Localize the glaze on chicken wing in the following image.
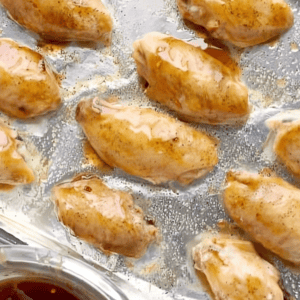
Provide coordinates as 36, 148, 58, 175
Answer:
0, 123, 34, 185
177, 0, 294, 47
133, 33, 249, 125
224, 171, 300, 264
193, 234, 283, 299
53, 175, 157, 258
0, 38, 61, 118
76, 98, 218, 185
0, 0, 113, 44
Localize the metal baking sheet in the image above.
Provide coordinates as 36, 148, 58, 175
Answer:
0, 0, 300, 299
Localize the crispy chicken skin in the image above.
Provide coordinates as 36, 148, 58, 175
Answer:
76, 98, 218, 185
192, 235, 283, 299
52, 175, 157, 258
0, 38, 61, 119
132, 33, 249, 125
224, 171, 300, 264
177, 0, 294, 48
0, 123, 34, 185
0, 0, 113, 45
267, 113, 300, 177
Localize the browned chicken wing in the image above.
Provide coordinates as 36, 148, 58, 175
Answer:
52, 175, 157, 258
193, 234, 283, 299
0, 38, 61, 118
267, 111, 300, 177
133, 32, 249, 125
0, 123, 34, 185
0, 0, 113, 44
76, 98, 218, 185
224, 171, 300, 264
177, 0, 294, 47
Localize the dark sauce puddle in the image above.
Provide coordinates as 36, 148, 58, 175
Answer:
0, 278, 81, 300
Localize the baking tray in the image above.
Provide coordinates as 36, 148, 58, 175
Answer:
0, 0, 300, 298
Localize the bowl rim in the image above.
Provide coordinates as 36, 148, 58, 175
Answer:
0, 245, 130, 300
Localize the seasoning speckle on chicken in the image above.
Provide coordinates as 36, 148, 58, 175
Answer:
177, 0, 294, 47
0, 38, 61, 119
133, 32, 249, 125
192, 234, 284, 299
0, 123, 34, 186
52, 175, 157, 258
0, 0, 113, 45
76, 98, 218, 185
224, 170, 300, 264
266, 111, 300, 177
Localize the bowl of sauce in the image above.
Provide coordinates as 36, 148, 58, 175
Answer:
0, 245, 132, 300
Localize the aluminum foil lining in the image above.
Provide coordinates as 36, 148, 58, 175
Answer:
0, 0, 300, 299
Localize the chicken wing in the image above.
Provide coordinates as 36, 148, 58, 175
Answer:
266, 111, 300, 177
0, 123, 34, 185
0, 38, 61, 118
193, 234, 283, 299
0, 0, 113, 45
52, 174, 157, 258
76, 98, 218, 185
177, 0, 294, 47
224, 171, 300, 264
133, 32, 249, 125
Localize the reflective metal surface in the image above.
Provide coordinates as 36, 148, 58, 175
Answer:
0, 0, 299, 299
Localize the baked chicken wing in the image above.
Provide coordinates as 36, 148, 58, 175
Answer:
52, 175, 157, 258
76, 98, 218, 185
224, 171, 300, 264
133, 32, 249, 125
193, 234, 283, 299
0, 123, 34, 185
177, 0, 294, 47
266, 111, 300, 177
0, 38, 61, 118
0, 0, 113, 44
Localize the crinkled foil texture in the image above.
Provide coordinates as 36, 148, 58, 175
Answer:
0, 0, 300, 299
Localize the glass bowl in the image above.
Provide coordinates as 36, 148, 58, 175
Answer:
0, 245, 136, 300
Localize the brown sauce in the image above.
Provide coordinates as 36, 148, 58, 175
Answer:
0, 278, 81, 300
37, 40, 70, 53
0, 184, 15, 192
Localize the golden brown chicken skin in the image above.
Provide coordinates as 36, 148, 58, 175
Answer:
177, 0, 294, 47
133, 33, 249, 125
0, 38, 61, 119
0, 0, 113, 45
52, 175, 157, 258
224, 171, 300, 264
193, 234, 283, 300
0, 123, 34, 185
267, 113, 300, 177
76, 98, 218, 185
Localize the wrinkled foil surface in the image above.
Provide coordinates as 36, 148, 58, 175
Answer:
0, 0, 300, 299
